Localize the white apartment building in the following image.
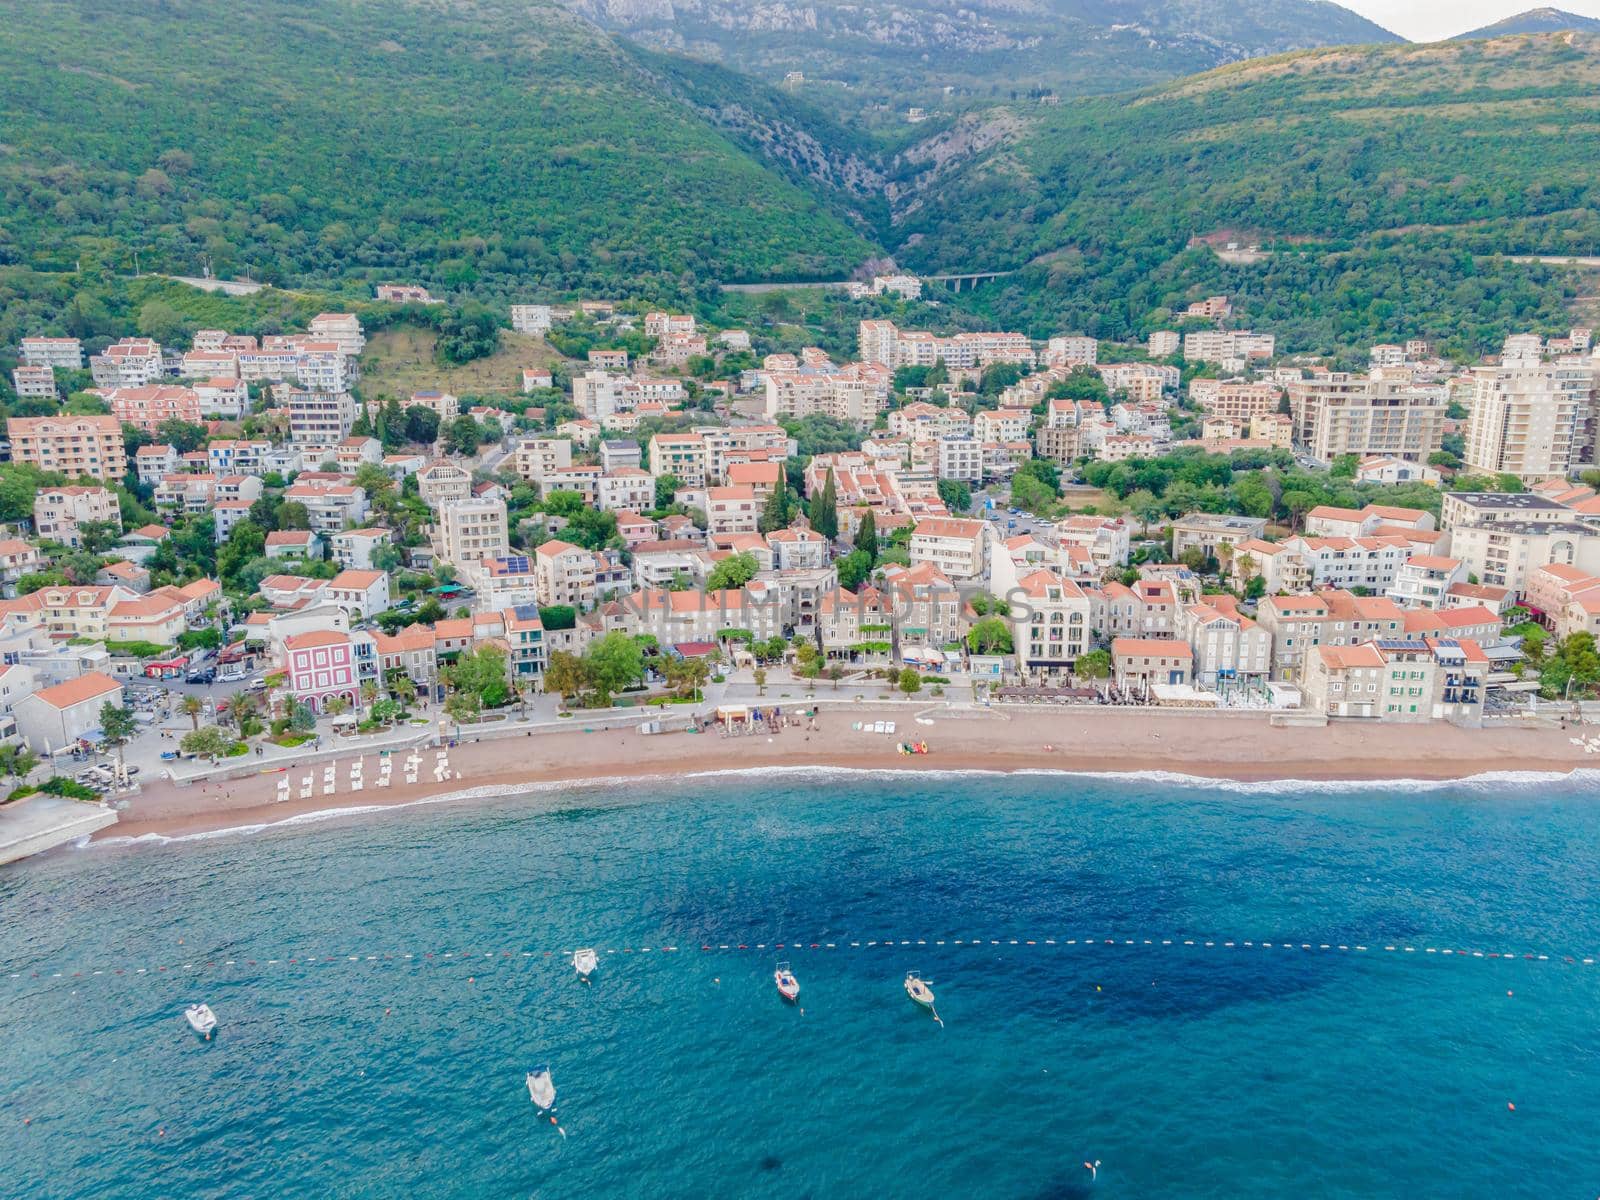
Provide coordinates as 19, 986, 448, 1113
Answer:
1463, 362, 1594, 480
432, 498, 509, 567
909, 517, 988, 581
20, 337, 83, 370
307, 313, 366, 357
510, 305, 553, 334
11, 365, 56, 401
514, 437, 574, 485
936, 436, 983, 482
89, 338, 163, 388
1182, 330, 1274, 364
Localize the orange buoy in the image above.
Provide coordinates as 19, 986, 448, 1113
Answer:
1508, 1102, 1516, 1112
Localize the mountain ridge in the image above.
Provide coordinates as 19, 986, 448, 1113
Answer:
1454, 7, 1600, 38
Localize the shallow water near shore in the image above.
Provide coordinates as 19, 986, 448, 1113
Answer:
4, 770, 1600, 1198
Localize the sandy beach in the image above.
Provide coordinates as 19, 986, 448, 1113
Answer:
96, 705, 1593, 844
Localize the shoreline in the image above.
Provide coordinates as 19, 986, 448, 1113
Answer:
91, 706, 1591, 847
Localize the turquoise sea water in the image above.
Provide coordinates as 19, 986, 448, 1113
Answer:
3, 768, 1600, 1198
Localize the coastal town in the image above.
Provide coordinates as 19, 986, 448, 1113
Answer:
1, 275, 1598, 857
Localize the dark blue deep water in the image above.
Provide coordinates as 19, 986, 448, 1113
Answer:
3, 768, 1600, 1198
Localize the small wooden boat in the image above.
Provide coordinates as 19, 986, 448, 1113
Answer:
904, 971, 935, 1009
184, 1003, 218, 1040
774, 961, 800, 1003
572, 948, 598, 982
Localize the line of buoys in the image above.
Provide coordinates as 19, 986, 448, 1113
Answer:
9, 935, 1598, 984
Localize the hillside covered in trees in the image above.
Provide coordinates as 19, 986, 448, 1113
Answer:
889, 33, 1600, 354
0, 0, 874, 297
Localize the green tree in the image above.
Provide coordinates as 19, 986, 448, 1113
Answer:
180, 726, 231, 759
706, 552, 759, 591
1076, 649, 1112, 679
99, 701, 139, 773
966, 616, 1014, 655
936, 479, 971, 514
758, 474, 796, 533
854, 508, 878, 564
897, 667, 923, 697
582, 632, 644, 705
836, 548, 873, 590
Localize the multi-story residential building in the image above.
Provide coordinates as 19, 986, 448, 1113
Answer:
20, 337, 84, 370
324, 569, 391, 619
1044, 336, 1097, 367
768, 527, 830, 571
909, 517, 988, 582
34, 486, 122, 547
1182, 330, 1274, 364
1008, 569, 1093, 677
535, 540, 598, 608
1303, 637, 1488, 725
1170, 513, 1268, 561
417, 460, 474, 508
1438, 490, 1576, 533
1056, 515, 1131, 573
1255, 590, 1408, 682
294, 342, 353, 392
1177, 595, 1272, 688
1448, 519, 1600, 596
282, 480, 368, 535
705, 486, 761, 539
327, 528, 390, 570
286, 388, 358, 450
599, 440, 642, 473
889, 403, 972, 441
1194, 381, 1282, 422
597, 468, 655, 513
1462, 362, 1595, 480
935, 436, 984, 482
99, 385, 203, 432
510, 304, 553, 334
1387, 555, 1468, 610
307, 313, 366, 357
206, 439, 273, 477
1287, 373, 1448, 462
1148, 331, 1179, 357
433, 497, 509, 567
857, 320, 1033, 370
648, 433, 708, 488
282, 629, 362, 713
89, 338, 163, 387
134, 444, 180, 487
514, 437, 574, 486
11, 365, 56, 401
8, 415, 127, 482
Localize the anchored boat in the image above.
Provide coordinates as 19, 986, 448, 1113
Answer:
526, 1066, 556, 1110
572, 948, 598, 982
184, 1003, 218, 1040
774, 961, 800, 1003
904, 971, 934, 1010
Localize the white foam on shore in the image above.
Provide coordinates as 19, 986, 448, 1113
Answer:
86, 762, 1600, 850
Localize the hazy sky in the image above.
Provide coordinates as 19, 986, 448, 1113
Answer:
1341, 0, 1600, 40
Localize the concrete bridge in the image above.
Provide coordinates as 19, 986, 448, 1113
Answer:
719, 269, 1016, 295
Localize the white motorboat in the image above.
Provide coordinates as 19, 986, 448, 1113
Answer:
572, 948, 598, 981
184, 1003, 218, 1039
774, 961, 800, 1003
526, 1066, 556, 1110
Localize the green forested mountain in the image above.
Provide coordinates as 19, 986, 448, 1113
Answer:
890, 33, 1600, 354
564, 0, 1398, 126
0, 0, 875, 296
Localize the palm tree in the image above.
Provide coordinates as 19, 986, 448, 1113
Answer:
360, 680, 379, 718
182, 695, 203, 732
